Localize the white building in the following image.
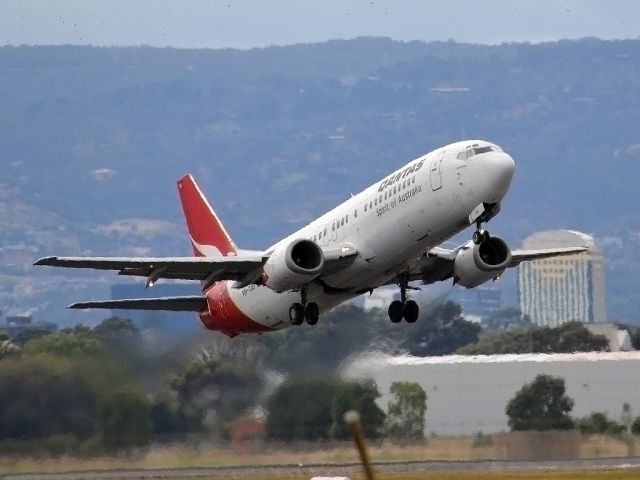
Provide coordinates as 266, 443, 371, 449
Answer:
344, 352, 640, 435
518, 230, 606, 326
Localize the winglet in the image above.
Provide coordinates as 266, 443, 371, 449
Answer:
177, 174, 238, 257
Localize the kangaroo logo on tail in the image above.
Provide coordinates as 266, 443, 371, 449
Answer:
177, 174, 238, 257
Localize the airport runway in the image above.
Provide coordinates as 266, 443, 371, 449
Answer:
3, 457, 640, 480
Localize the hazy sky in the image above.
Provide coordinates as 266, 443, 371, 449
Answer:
2, 0, 639, 49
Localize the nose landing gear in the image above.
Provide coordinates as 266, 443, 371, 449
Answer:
472, 220, 491, 245
288, 287, 320, 326
388, 272, 420, 323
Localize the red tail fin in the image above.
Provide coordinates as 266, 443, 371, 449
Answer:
177, 174, 237, 257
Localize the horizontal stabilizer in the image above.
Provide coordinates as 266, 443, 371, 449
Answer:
68, 296, 207, 312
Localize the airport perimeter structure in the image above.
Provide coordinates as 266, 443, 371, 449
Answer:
345, 351, 640, 435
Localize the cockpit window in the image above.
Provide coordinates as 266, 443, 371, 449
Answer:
458, 144, 495, 160
473, 146, 494, 155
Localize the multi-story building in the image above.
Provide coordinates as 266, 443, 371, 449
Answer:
518, 230, 606, 326
451, 286, 501, 321
0, 314, 57, 339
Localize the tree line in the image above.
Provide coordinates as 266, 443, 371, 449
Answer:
0, 313, 433, 455
0, 301, 634, 456
506, 374, 640, 436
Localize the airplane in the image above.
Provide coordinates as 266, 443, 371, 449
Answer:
35, 140, 587, 337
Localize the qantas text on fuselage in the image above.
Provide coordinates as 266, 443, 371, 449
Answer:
35, 140, 587, 337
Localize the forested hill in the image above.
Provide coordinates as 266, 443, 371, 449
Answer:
1, 37, 639, 324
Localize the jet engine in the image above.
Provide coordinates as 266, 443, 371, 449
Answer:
453, 236, 512, 288
262, 239, 325, 292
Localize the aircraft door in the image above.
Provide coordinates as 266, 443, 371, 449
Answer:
430, 152, 444, 191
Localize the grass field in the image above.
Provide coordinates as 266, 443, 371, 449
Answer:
375, 473, 640, 480
216, 470, 640, 480
0, 435, 636, 475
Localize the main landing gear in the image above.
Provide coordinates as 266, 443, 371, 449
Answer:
289, 287, 320, 326
388, 272, 419, 324
472, 220, 491, 245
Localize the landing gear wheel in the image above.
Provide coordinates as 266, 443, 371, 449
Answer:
388, 300, 404, 323
404, 300, 419, 323
289, 303, 304, 326
305, 302, 320, 325
472, 229, 490, 245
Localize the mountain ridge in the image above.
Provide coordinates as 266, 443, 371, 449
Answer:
1, 37, 638, 324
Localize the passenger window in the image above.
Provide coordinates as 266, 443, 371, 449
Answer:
346, 214, 349, 223
364, 204, 367, 212
332, 222, 335, 231
341, 218, 344, 226
379, 195, 382, 203
324, 228, 327, 235
369, 201, 373, 209
393, 186, 396, 194
354, 209, 358, 218
374, 198, 377, 206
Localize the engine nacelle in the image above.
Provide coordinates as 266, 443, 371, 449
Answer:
454, 236, 512, 288
262, 239, 325, 292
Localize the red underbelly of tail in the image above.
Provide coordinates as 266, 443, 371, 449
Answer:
198, 282, 273, 337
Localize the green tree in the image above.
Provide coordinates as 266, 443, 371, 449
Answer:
401, 301, 481, 356
506, 374, 574, 431
169, 351, 263, 433
23, 330, 104, 358
632, 416, 640, 436
13, 328, 53, 347
576, 412, 625, 435
0, 337, 19, 361
330, 379, 386, 440
266, 378, 385, 442
0, 355, 101, 441
149, 393, 185, 435
458, 322, 609, 355
258, 304, 380, 376
266, 378, 336, 441
385, 381, 427, 440
554, 322, 609, 352
631, 328, 640, 350
92, 317, 140, 348
100, 387, 152, 452
60, 325, 93, 336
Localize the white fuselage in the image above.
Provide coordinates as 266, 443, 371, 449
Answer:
226, 140, 515, 330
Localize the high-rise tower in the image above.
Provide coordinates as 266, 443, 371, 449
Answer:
518, 230, 606, 326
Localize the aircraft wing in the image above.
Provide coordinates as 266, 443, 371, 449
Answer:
404, 244, 588, 285
34, 255, 266, 287
34, 244, 358, 289
69, 296, 207, 311
507, 247, 588, 267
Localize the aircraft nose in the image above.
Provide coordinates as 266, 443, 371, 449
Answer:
480, 152, 515, 202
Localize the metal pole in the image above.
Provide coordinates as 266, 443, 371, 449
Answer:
343, 410, 376, 480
